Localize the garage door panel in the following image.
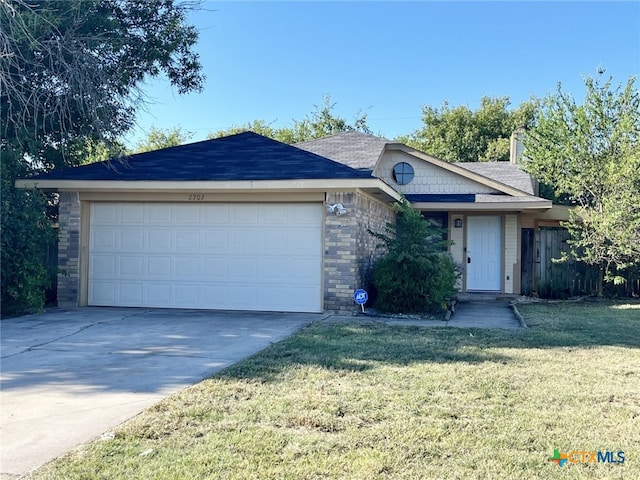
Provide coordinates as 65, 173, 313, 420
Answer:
201, 284, 229, 307
148, 229, 172, 250
227, 285, 258, 308
89, 203, 322, 312
288, 230, 322, 253
89, 281, 116, 304
202, 205, 229, 223
120, 283, 144, 304
146, 283, 172, 306
233, 205, 259, 224
256, 258, 286, 280
260, 205, 289, 224
147, 256, 172, 276
174, 204, 202, 224
203, 230, 228, 249
258, 286, 320, 312
288, 257, 322, 281
229, 229, 259, 252
173, 284, 200, 306
175, 230, 200, 250
147, 204, 172, 223
90, 255, 116, 276
175, 256, 201, 278
289, 205, 321, 225
202, 257, 228, 279
119, 256, 144, 276
120, 229, 145, 250
120, 204, 144, 223
91, 228, 117, 250
92, 204, 117, 224
261, 229, 288, 253
228, 258, 257, 281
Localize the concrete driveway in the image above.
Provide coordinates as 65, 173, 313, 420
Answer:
0, 307, 321, 479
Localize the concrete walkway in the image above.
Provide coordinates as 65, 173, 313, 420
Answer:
448, 300, 524, 329
331, 300, 524, 329
0, 308, 320, 479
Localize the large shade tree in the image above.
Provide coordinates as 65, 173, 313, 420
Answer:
208, 95, 372, 144
1, 0, 205, 314
398, 96, 537, 162
133, 126, 194, 153
523, 73, 640, 294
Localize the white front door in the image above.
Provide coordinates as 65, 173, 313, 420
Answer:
466, 215, 502, 291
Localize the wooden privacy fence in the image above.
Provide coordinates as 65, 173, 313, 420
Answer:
521, 227, 640, 298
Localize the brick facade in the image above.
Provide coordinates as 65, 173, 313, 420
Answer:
323, 191, 395, 312
57, 192, 81, 307
55, 190, 396, 311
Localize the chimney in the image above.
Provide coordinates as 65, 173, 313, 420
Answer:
510, 127, 525, 165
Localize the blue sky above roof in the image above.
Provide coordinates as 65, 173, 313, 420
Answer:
122, 1, 639, 148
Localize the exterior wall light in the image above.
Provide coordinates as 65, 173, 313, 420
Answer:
454, 218, 463, 228
327, 203, 347, 216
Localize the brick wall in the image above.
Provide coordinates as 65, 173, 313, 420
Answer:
323, 191, 395, 312
57, 192, 81, 307
54, 190, 396, 312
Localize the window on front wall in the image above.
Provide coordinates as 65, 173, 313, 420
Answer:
421, 211, 449, 252
392, 162, 414, 185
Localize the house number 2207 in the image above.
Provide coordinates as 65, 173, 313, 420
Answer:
188, 194, 205, 201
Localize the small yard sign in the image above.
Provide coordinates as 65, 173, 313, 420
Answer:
353, 289, 368, 313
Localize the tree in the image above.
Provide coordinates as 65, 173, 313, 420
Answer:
1, 0, 204, 314
208, 95, 372, 143
369, 198, 457, 314
398, 96, 537, 162
133, 126, 194, 153
522, 73, 640, 294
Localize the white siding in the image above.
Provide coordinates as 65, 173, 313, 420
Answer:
504, 214, 518, 294
449, 214, 465, 290
375, 151, 499, 194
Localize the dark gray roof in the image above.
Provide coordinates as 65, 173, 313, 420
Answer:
454, 162, 536, 195
296, 133, 538, 195
27, 132, 372, 181
295, 131, 390, 171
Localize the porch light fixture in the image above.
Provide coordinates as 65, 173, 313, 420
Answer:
454, 218, 463, 228
327, 203, 347, 216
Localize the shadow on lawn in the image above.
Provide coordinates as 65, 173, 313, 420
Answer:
220, 321, 515, 381
220, 301, 640, 382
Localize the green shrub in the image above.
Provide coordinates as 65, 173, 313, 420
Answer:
1, 151, 57, 317
373, 252, 457, 313
369, 197, 457, 314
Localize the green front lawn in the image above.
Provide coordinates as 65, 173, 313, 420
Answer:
30, 301, 640, 479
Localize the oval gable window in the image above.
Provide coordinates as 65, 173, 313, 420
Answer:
392, 162, 414, 185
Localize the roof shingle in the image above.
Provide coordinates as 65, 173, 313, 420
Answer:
27, 132, 372, 181
295, 131, 389, 171
454, 162, 536, 195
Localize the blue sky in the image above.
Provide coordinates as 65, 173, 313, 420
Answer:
124, 1, 640, 147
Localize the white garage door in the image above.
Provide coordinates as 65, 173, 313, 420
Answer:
89, 203, 323, 312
